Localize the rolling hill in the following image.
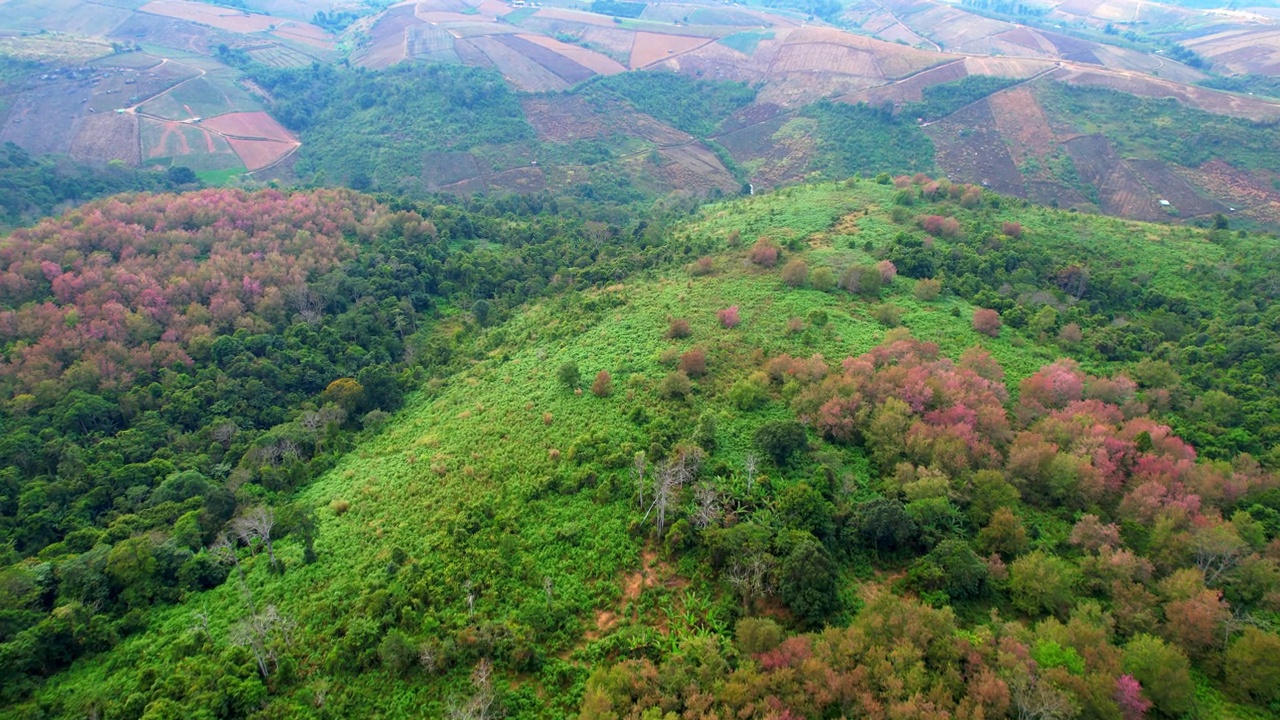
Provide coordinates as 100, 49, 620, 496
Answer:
2, 178, 1280, 718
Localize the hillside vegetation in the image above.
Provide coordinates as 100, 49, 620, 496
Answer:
2, 180, 1280, 718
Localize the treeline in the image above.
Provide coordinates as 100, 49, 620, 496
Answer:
0, 186, 683, 704
0, 142, 177, 230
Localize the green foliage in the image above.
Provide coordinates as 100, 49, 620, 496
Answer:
779, 534, 839, 629
1123, 634, 1195, 717
0, 142, 172, 230
246, 63, 533, 188
1009, 550, 1081, 617
801, 100, 935, 179
1032, 638, 1085, 675
590, 0, 646, 17
734, 616, 783, 653
902, 76, 1020, 122
558, 362, 582, 388
753, 420, 808, 465
581, 72, 756, 137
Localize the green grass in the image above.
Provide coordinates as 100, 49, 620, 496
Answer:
194, 166, 247, 184
716, 30, 773, 55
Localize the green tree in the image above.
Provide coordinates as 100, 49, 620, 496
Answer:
777, 483, 833, 541
779, 534, 839, 629
1122, 634, 1194, 717
754, 421, 808, 465
1009, 550, 1080, 617
1224, 628, 1280, 705
558, 362, 581, 388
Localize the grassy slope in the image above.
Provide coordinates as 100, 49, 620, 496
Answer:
22, 181, 1268, 717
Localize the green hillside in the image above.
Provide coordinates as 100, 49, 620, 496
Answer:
4, 179, 1280, 718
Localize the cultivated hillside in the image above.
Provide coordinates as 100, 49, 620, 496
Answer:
4, 0, 1280, 227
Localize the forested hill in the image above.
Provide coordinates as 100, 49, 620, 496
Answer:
3, 179, 1280, 718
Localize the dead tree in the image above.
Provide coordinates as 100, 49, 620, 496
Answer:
230, 604, 294, 680
691, 482, 722, 529
644, 450, 700, 539
233, 506, 278, 570
744, 453, 759, 494
447, 659, 496, 720
726, 554, 776, 613
287, 284, 323, 325
631, 451, 646, 511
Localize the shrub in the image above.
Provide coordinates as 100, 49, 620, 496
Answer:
542, 412, 553, 426
591, 371, 612, 397
786, 317, 805, 335
1001, 221, 1023, 238
973, 308, 1001, 337
921, 214, 961, 238
876, 260, 897, 284
748, 238, 779, 267
679, 348, 707, 377
810, 266, 836, 292
718, 306, 740, 329
362, 410, 390, 430
728, 377, 767, 410
913, 278, 941, 301
666, 317, 691, 339
557, 362, 580, 387
693, 412, 717, 451
754, 421, 808, 465
1058, 322, 1083, 344
841, 265, 882, 298
689, 256, 715, 276
735, 617, 783, 654
660, 371, 692, 399
379, 630, 416, 675
873, 304, 904, 327
780, 258, 808, 287
330, 498, 350, 516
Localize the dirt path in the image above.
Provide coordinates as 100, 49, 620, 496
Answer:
868, 0, 942, 52
122, 57, 206, 114
920, 61, 1062, 126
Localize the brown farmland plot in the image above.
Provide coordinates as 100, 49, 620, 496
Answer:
517, 34, 626, 75
493, 34, 596, 84
353, 4, 420, 69
225, 138, 295, 171
468, 35, 568, 91
201, 111, 296, 143
70, 113, 140, 165
630, 32, 713, 68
